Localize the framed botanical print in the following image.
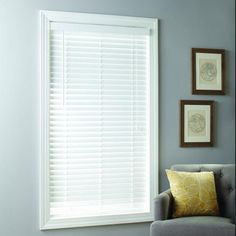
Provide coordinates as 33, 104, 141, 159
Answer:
180, 100, 214, 147
192, 48, 225, 95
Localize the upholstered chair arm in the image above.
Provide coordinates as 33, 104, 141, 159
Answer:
229, 189, 235, 224
154, 189, 173, 221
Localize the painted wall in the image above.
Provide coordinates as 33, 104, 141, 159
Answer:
0, 0, 234, 236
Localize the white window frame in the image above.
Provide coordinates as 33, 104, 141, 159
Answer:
40, 10, 158, 230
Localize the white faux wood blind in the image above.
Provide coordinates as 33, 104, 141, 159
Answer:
48, 25, 151, 219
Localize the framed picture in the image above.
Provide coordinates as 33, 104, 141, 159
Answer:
180, 100, 214, 147
192, 48, 225, 95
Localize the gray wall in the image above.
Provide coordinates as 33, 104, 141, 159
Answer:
0, 0, 234, 236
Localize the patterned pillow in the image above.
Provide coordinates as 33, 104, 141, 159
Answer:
166, 169, 219, 218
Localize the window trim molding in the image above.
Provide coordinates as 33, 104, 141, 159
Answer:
40, 10, 158, 230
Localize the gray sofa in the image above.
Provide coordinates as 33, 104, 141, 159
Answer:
150, 164, 235, 236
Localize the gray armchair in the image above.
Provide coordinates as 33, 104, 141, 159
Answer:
151, 164, 235, 236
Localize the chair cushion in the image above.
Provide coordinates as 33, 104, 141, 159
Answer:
166, 169, 219, 217
150, 216, 235, 236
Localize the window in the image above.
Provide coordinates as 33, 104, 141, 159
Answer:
40, 10, 158, 230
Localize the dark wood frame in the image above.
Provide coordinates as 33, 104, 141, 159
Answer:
192, 48, 225, 95
180, 100, 214, 147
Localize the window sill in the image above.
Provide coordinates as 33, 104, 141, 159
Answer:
40, 213, 154, 230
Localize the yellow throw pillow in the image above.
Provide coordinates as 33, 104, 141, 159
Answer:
166, 169, 219, 218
